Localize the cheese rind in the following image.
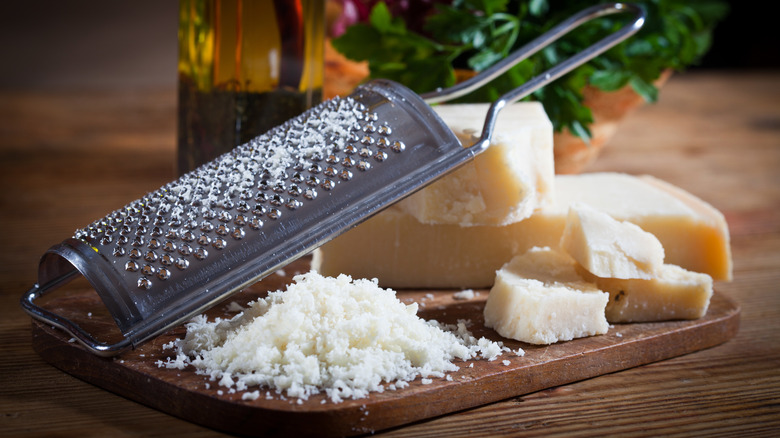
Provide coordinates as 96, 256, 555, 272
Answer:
395, 102, 554, 226
560, 203, 665, 279
313, 173, 732, 288
483, 247, 609, 345
577, 264, 713, 323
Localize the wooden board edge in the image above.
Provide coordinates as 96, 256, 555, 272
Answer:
30, 292, 740, 437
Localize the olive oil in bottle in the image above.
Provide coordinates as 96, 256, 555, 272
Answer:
177, 0, 324, 174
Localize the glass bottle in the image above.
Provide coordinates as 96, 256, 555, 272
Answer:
177, 0, 325, 174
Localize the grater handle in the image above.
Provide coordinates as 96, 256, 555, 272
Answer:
420, 2, 646, 151
22, 281, 134, 357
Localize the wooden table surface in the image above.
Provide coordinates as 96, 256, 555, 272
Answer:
1, 71, 779, 437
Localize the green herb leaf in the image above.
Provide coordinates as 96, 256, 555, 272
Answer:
529, 0, 548, 17
331, 0, 729, 139
629, 75, 659, 103
589, 68, 631, 91
369, 2, 398, 34
330, 24, 381, 61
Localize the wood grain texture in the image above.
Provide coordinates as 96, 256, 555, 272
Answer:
2, 72, 780, 437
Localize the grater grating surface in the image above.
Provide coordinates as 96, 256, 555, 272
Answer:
22, 3, 646, 356
28, 80, 470, 355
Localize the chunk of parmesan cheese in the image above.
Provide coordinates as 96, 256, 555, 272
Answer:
484, 247, 609, 345
560, 203, 665, 279
395, 102, 554, 226
160, 271, 504, 403
577, 263, 714, 323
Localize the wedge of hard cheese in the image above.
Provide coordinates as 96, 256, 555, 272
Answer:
395, 102, 554, 226
483, 247, 609, 345
313, 206, 535, 288
555, 173, 731, 281
559, 201, 713, 322
577, 264, 713, 323
312, 173, 732, 288
560, 203, 665, 280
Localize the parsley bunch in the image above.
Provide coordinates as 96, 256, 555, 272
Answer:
332, 0, 728, 141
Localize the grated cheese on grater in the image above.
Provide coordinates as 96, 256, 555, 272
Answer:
159, 271, 507, 403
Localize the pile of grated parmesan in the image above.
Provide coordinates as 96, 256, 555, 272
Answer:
159, 271, 512, 403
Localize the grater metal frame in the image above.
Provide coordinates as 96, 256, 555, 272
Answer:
22, 3, 645, 356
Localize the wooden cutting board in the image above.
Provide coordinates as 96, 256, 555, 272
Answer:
29, 258, 740, 437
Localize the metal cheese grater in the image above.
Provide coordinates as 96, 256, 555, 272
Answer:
22, 3, 645, 356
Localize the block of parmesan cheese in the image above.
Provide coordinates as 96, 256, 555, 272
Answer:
576, 264, 713, 323
395, 102, 554, 226
312, 205, 552, 289
483, 247, 609, 345
312, 173, 732, 288
555, 173, 731, 281
560, 203, 665, 279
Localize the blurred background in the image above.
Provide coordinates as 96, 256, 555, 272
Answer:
0, 1, 178, 91
0, 0, 776, 92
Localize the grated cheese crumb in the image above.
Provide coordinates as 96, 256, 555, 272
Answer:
225, 301, 245, 313
242, 391, 260, 401
453, 289, 476, 300
159, 271, 506, 403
